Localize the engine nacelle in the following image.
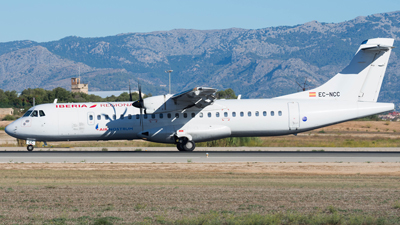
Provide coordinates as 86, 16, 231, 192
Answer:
137, 125, 232, 144
141, 95, 172, 114
177, 125, 231, 142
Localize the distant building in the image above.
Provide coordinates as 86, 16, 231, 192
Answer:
0, 108, 13, 115
71, 78, 88, 94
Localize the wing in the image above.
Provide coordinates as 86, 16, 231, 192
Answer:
171, 87, 217, 109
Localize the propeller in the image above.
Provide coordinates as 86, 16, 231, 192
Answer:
132, 83, 145, 131
129, 81, 133, 101
296, 77, 308, 92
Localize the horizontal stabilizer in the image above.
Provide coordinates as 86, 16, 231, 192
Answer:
361, 44, 394, 51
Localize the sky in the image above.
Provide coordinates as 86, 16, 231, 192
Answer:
0, 0, 399, 43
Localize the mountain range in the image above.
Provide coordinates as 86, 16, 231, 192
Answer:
1, 11, 400, 108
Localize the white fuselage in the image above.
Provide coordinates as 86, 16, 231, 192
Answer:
6, 99, 394, 143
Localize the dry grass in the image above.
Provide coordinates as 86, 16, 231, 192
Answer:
0, 163, 399, 224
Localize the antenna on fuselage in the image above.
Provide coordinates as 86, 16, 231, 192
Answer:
296, 77, 309, 92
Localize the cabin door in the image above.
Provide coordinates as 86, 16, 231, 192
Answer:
287, 102, 300, 130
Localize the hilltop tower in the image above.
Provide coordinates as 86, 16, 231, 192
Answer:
71, 78, 88, 94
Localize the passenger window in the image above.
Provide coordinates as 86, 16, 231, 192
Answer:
240, 112, 244, 117
128, 114, 132, 119
31, 110, 38, 117
120, 114, 124, 119
199, 112, 203, 118
208, 112, 212, 118
191, 113, 195, 118
89, 115, 93, 120
105, 115, 110, 120
97, 115, 101, 120
248, 111, 251, 117
160, 113, 163, 119
175, 113, 179, 118
232, 112, 236, 117
39, 110, 45, 117
113, 115, 116, 120
263, 111, 267, 116
144, 114, 148, 119
136, 114, 140, 119
224, 112, 228, 117
183, 113, 187, 118
216, 112, 220, 117
271, 111, 275, 116
152, 114, 156, 119
23, 110, 33, 117
278, 111, 282, 116
255, 111, 259, 117
167, 113, 171, 118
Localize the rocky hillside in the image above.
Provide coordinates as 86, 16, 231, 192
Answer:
1, 11, 400, 107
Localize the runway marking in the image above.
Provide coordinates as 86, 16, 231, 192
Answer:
1, 157, 397, 159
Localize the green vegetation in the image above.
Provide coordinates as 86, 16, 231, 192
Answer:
32, 211, 400, 224
0, 87, 237, 110
173, 211, 399, 225
2, 115, 15, 121
355, 114, 381, 121
198, 137, 263, 147
215, 88, 237, 99
0, 87, 150, 110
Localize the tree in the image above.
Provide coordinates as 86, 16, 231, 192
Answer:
215, 88, 237, 99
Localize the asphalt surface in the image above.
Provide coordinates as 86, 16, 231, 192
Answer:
0, 151, 400, 163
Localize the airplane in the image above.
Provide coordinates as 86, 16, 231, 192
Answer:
5, 38, 395, 152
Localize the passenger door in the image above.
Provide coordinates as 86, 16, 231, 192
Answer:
288, 102, 300, 130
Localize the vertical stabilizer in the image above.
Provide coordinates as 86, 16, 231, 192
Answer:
357, 39, 394, 102
277, 38, 394, 102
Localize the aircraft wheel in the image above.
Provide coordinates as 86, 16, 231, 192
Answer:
27, 145, 34, 152
177, 143, 185, 151
182, 140, 195, 151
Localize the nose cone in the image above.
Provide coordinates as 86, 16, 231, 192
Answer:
5, 123, 15, 138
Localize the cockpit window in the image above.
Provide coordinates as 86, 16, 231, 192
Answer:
23, 110, 33, 117
31, 110, 38, 117
39, 110, 45, 117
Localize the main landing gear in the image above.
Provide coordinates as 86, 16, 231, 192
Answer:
176, 138, 195, 151
27, 145, 34, 151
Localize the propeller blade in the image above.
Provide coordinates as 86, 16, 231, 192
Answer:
140, 107, 143, 131
132, 82, 145, 131
138, 84, 143, 102
132, 83, 144, 108
129, 82, 132, 101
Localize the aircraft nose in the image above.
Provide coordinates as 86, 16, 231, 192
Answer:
4, 123, 16, 137
5, 124, 12, 135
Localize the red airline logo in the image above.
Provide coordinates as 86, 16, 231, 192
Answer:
56, 103, 132, 109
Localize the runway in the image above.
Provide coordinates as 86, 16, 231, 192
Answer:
0, 151, 399, 163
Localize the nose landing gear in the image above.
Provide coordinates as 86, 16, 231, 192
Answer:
27, 145, 34, 152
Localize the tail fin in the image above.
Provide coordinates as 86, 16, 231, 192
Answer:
278, 38, 394, 102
